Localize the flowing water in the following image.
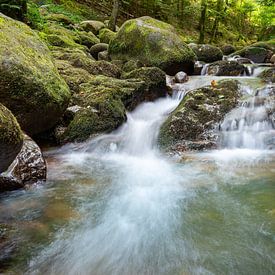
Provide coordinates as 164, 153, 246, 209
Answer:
0, 75, 275, 275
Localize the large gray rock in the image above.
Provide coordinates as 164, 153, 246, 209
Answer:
207, 60, 246, 76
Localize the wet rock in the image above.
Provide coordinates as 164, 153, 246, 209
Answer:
0, 14, 70, 135
207, 60, 245, 76
194, 61, 205, 75
0, 135, 46, 192
90, 43, 109, 59
259, 68, 275, 83
230, 46, 273, 63
121, 67, 167, 106
270, 54, 275, 64
221, 44, 236, 55
0, 104, 23, 173
159, 80, 241, 151
233, 57, 253, 64
174, 71, 188, 83
189, 43, 223, 63
78, 20, 105, 34
109, 16, 196, 75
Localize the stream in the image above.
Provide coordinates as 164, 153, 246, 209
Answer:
0, 71, 274, 274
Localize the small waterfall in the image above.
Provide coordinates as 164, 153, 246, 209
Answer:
220, 85, 275, 149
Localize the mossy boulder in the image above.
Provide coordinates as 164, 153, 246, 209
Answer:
63, 76, 145, 141
52, 47, 120, 78
109, 16, 196, 75
189, 43, 223, 63
230, 46, 273, 63
122, 60, 143, 73
0, 14, 71, 135
62, 73, 167, 142
259, 68, 275, 83
55, 60, 93, 93
158, 80, 241, 151
90, 43, 108, 59
98, 28, 116, 44
221, 44, 236, 55
45, 13, 74, 25
98, 50, 110, 61
207, 60, 245, 76
0, 0, 27, 21
75, 31, 100, 48
122, 67, 167, 103
79, 20, 105, 34
0, 104, 23, 173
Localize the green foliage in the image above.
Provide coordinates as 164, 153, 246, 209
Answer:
26, 2, 44, 30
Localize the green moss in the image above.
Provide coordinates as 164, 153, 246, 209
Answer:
0, 104, 23, 172
109, 16, 196, 75
0, 14, 70, 134
98, 28, 116, 44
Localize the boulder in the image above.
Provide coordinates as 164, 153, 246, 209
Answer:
230, 46, 273, 63
98, 28, 116, 44
98, 51, 111, 61
75, 31, 100, 48
79, 20, 105, 34
90, 43, 108, 59
0, 0, 27, 21
45, 14, 74, 25
109, 16, 196, 75
52, 48, 120, 78
121, 67, 167, 106
122, 60, 144, 73
221, 44, 236, 55
0, 134, 46, 192
270, 54, 275, 64
0, 104, 23, 173
158, 80, 241, 151
259, 68, 275, 83
62, 73, 167, 142
189, 44, 223, 63
174, 71, 188, 83
0, 14, 70, 135
206, 60, 245, 76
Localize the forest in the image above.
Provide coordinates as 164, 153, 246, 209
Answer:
0, 0, 274, 274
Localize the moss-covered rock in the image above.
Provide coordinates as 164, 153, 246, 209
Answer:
259, 67, 275, 83
90, 43, 108, 59
98, 28, 116, 44
55, 60, 93, 93
250, 40, 275, 53
79, 20, 105, 34
0, 0, 27, 21
0, 104, 23, 173
109, 16, 196, 75
62, 72, 168, 142
122, 67, 167, 103
158, 80, 241, 151
207, 60, 245, 76
230, 46, 273, 63
52, 47, 120, 78
45, 13, 74, 25
98, 50, 110, 61
189, 43, 223, 63
122, 60, 143, 73
221, 44, 236, 55
75, 31, 100, 48
0, 14, 71, 135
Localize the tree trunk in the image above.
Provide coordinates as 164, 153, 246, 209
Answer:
108, 0, 120, 32
198, 0, 207, 44
210, 0, 223, 43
